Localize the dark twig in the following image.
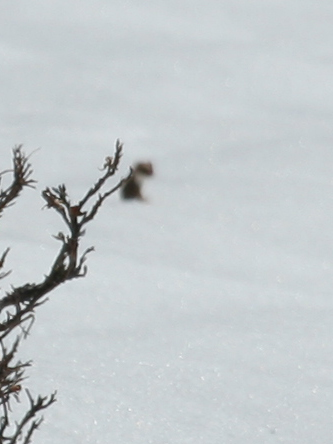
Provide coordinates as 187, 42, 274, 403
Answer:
0, 146, 35, 216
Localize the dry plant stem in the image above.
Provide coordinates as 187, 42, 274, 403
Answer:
0, 141, 129, 443
0, 146, 35, 216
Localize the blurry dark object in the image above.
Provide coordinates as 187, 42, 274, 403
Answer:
121, 161, 154, 201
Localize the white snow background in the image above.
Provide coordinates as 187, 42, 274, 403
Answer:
0, 0, 333, 442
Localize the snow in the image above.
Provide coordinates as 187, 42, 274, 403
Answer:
1, 0, 333, 442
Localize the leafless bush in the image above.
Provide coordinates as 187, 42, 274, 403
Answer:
0, 142, 130, 443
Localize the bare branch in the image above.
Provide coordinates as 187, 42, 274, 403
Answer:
0, 248, 11, 280
0, 146, 36, 216
0, 141, 128, 442
81, 172, 131, 227
7, 390, 56, 444
79, 138, 124, 208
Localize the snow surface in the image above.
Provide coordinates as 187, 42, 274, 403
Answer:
1, 0, 333, 442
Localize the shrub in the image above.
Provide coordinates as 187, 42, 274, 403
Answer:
0, 141, 130, 443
